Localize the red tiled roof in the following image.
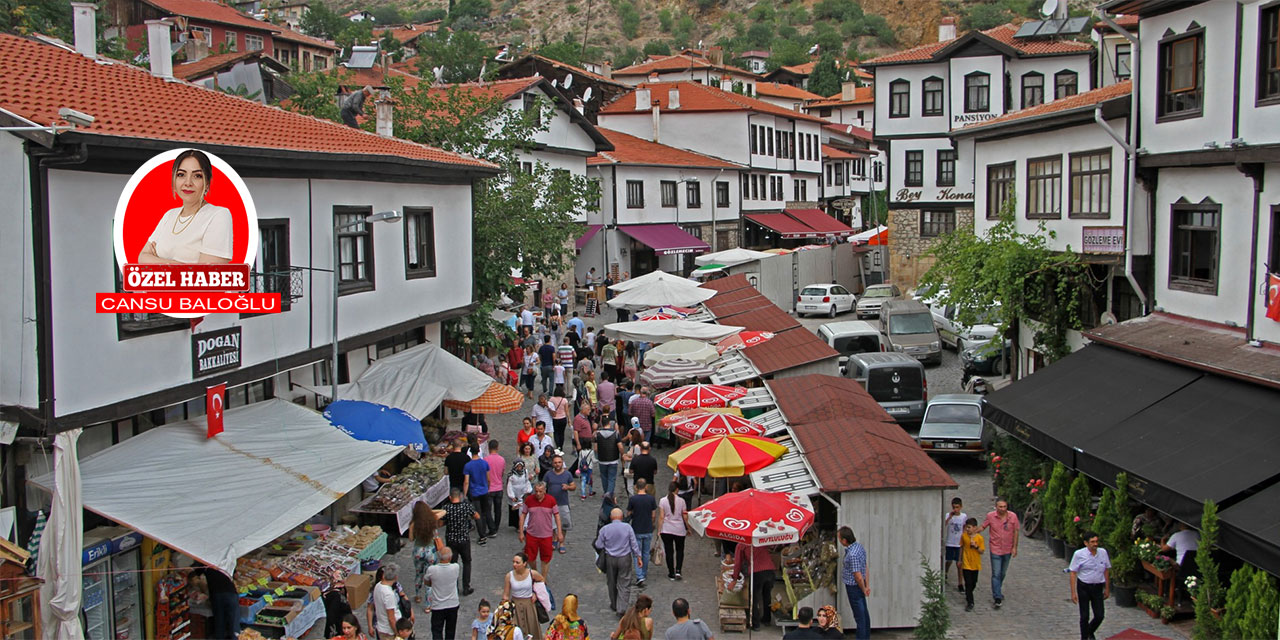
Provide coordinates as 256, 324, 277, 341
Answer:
775, 60, 873, 79
709, 305, 802, 334
822, 123, 873, 140
612, 54, 760, 78
821, 144, 858, 160
768, 375, 957, 491
173, 50, 278, 80
600, 81, 830, 123
143, 0, 280, 32
739, 50, 771, 58
805, 85, 874, 108
704, 289, 768, 314
338, 65, 424, 90
423, 76, 542, 102
865, 23, 1092, 65
0, 34, 495, 169
1094, 14, 1139, 32
272, 27, 340, 51
588, 128, 742, 168
959, 80, 1131, 132
504, 54, 627, 87
699, 273, 752, 294
754, 82, 824, 101
381, 21, 441, 44
741, 326, 838, 375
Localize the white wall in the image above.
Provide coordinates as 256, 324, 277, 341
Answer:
1006, 55, 1094, 108
598, 111, 750, 166
509, 86, 599, 156
948, 55, 1006, 129
971, 120, 1130, 254
1239, 2, 1280, 146
45, 168, 474, 417
608, 165, 741, 226
874, 61, 950, 137
886, 138, 972, 205
1095, 32, 1133, 88
0, 136, 39, 410
1137, 3, 1236, 154
838, 488, 945, 628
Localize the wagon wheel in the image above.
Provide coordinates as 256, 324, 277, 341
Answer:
1022, 497, 1043, 537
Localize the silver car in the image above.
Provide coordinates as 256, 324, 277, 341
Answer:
845, 353, 927, 423
854, 284, 902, 319
916, 394, 989, 458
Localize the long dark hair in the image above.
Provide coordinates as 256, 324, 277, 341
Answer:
340, 613, 362, 636
619, 595, 653, 635
667, 481, 679, 514
411, 502, 438, 545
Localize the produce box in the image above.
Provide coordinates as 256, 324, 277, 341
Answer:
238, 596, 268, 625
356, 532, 387, 562
254, 604, 300, 627
345, 573, 373, 609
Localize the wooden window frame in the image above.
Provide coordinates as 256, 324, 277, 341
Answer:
904, 150, 924, 187
403, 207, 437, 279
243, 217, 292, 317
1168, 203, 1220, 294
1025, 154, 1063, 219
686, 181, 702, 208
1068, 149, 1112, 219
716, 181, 730, 207
919, 209, 956, 237
936, 149, 956, 187
964, 72, 990, 113
244, 33, 264, 51
889, 80, 910, 118
922, 76, 944, 116
661, 180, 678, 207
335, 205, 376, 295
1054, 70, 1078, 99
1158, 29, 1205, 121
1022, 72, 1044, 109
626, 180, 645, 208
1259, 2, 1280, 105
986, 162, 1015, 220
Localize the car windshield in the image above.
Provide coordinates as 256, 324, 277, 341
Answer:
832, 336, 879, 355
889, 312, 935, 335
926, 403, 981, 424
864, 288, 894, 298
801, 287, 827, 296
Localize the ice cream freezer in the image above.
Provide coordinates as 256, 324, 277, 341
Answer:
81, 527, 144, 640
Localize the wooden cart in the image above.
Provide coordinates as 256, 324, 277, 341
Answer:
715, 575, 748, 633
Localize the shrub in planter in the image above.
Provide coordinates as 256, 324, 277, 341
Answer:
1192, 499, 1223, 640
1042, 462, 1070, 539
913, 555, 949, 640
1092, 486, 1118, 548
1226, 567, 1280, 640
1063, 474, 1092, 548
989, 434, 1045, 514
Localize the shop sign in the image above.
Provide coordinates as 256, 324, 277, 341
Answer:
1082, 226, 1125, 254
952, 113, 997, 127
192, 326, 242, 378
82, 531, 143, 565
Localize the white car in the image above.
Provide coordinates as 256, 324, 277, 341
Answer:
795, 284, 856, 318
931, 302, 1001, 351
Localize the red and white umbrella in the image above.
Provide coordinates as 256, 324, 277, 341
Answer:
716, 331, 776, 354
687, 489, 816, 546
670, 413, 767, 440
653, 384, 749, 411
637, 306, 691, 320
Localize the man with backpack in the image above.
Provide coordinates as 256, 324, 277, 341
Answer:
593, 419, 624, 499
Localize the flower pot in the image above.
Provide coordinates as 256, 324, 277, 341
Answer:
1048, 535, 1066, 558
1141, 603, 1158, 618
1113, 584, 1138, 608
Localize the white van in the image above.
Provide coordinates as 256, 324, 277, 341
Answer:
817, 320, 885, 373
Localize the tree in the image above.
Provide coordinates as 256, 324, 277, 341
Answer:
616, 1, 640, 38
1106, 473, 1139, 586
1042, 461, 1070, 538
539, 37, 583, 67
657, 8, 672, 32
414, 31, 493, 83
1, 0, 70, 38
299, 2, 347, 39
642, 40, 671, 58
1193, 500, 1223, 640
369, 5, 404, 25
920, 204, 1090, 369
1091, 486, 1118, 551
745, 22, 773, 48
1062, 474, 1091, 548
811, 23, 844, 60
448, 0, 492, 24
963, 4, 1016, 31
672, 15, 696, 48
807, 54, 842, 97
913, 555, 949, 639
766, 39, 810, 71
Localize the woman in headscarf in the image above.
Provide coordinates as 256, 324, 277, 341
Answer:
487, 600, 525, 640
815, 605, 843, 639
545, 593, 588, 640
506, 460, 534, 530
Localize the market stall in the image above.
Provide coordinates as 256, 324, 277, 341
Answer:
348, 456, 449, 533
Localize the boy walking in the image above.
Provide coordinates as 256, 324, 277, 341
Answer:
961, 518, 984, 611
943, 497, 967, 592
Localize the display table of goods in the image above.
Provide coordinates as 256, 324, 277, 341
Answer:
233, 525, 387, 633
776, 531, 838, 622
349, 457, 449, 532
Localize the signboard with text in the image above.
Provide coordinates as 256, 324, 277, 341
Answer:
1082, 226, 1125, 254
192, 326, 242, 378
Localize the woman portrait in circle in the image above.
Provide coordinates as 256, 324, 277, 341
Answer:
137, 149, 234, 264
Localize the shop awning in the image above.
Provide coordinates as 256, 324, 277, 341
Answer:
851, 225, 887, 245
306, 342, 494, 420
784, 208, 855, 237
575, 224, 602, 250
1221, 482, 1280, 577
744, 213, 819, 239
618, 224, 710, 255
30, 399, 402, 576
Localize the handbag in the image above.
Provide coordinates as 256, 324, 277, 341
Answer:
535, 598, 550, 624
652, 543, 664, 567
533, 581, 551, 624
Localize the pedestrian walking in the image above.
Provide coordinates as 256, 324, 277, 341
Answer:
732, 543, 777, 631
583, 371, 599, 407
621, 428, 644, 497
548, 394, 571, 449
470, 599, 493, 640
530, 397, 553, 439
410, 503, 445, 612
943, 497, 968, 592
615, 382, 633, 427
1069, 531, 1111, 640
610, 594, 653, 640
539, 337, 557, 396
594, 420, 624, 499
521, 306, 535, 333
597, 376, 617, 421
960, 518, 984, 611
546, 593, 589, 640
502, 552, 547, 640
978, 498, 1020, 608
601, 340, 619, 384
657, 481, 688, 581
372, 563, 406, 640
488, 600, 527, 640
628, 389, 655, 443
522, 345, 540, 400
446, 440, 471, 494
554, 362, 568, 399
557, 283, 570, 314
424, 547, 461, 640
544, 455, 577, 554
443, 488, 480, 596
507, 460, 535, 529
529, 422, 555, 461
464, 447, 494, 542
518, 482, 564, 578
567, 311, 585, 338
571, 413, 597, 500
627, 479, 658, 588
663, 598, 713, 640
571, 401, 593, 457
485, 440, 507, 538
629, 442, 657, 488
838, 526, 870, 640
595, 508, 642, 615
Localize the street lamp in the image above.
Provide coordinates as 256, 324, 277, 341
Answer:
331, 210, 402, 403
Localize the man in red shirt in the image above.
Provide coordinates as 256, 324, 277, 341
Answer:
733, 544, 778, 631
978, 499, 1020, 608
517, 482, 563, 578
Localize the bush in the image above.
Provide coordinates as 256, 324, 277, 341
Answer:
658, 8, 672, 32
1107, 473, 1138, 584
616, 1, 640, 38
913, 555, 949, 639
1220, 565, 1278, 640
746, 22, 773, 48
989, 433, 1044, 513
1042, 462, 1070, 538
1091, 487, 1117, 551
642, 40, 670, 57
1193, 500, 1222, 640
1063, 474, 1091, 547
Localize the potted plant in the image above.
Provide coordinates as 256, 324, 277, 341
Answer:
1137, 591, 1163, 618
1192, 500, 1224, 639
1107, 473, 1140, 608
1062, 474, 1092, 553
1041, 462, 1070, 558
1159, 604, 1176, 623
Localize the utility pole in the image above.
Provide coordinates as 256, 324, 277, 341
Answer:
580, 0, 593, 57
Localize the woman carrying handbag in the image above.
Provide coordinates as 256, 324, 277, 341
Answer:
502, 552, 547, 640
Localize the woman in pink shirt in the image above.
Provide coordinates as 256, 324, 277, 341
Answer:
657, 481, 689, 580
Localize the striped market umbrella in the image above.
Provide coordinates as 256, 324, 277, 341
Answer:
653, 384, 749, 411
637, 306, 690, 320
670, 413, 767, 440
443, 382, 524, 414
666, 434, 787, 477
715, 331, 776, 354
687, 489, 816, 546
659, 407, 743, 429
642, 340, 720, 367
638, 311, 681, 321
639, 358, 716, 389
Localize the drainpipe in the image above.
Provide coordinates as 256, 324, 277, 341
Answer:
710, 168, 725, 251
1094, 9, 1147, 315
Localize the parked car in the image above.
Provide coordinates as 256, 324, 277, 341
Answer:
931, 303, 1001, 351
916, 394, 989, 457
795, 283, 856, 318
817, 320, 885, 373
844, 352, 927, 423
961, 338, 1011, 376
854, 284, 902, 319
879, 299, 942, 364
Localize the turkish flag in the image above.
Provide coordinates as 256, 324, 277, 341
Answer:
206, 383, 226, 438
1267, 274, 1280, 322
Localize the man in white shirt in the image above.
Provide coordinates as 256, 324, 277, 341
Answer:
530, 395, 553, 433
1068, 531, 1110, 640
529, 422, 555, 460
1161, 522, 1200, 565
372, 562, 402, 639
425, 548, 461, 640
520, 306, 535, 330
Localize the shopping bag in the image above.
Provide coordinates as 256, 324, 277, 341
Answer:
652, 544, 664, 567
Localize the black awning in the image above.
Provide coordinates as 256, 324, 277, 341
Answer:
1076, 374, 1280, 525
983, 345, 1200, 467
1221, 482, 1280, 577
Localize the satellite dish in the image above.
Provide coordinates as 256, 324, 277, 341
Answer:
1040, 0, 1058, 18
582, 86, 594, 102
550, 78, 558, 87
562, 74, 573, 89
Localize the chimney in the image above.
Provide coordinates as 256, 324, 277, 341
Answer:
145, 19, 174, 79
633, 88, 650, 110
183, 34, 210, 62
651, 99, 660, 142
648, 71, 659, 82
938, 16, 957, 42
708, 45, 723, 66
375, 94, 394, 137
668, 87, 680, 109
601, 60, 612, 78
71, 2, 96, 59
841, 80, 856, 101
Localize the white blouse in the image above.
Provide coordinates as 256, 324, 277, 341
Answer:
146, 203, 234, 264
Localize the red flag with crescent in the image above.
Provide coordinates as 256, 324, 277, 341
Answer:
206, 383, 226, 438
1267, 274, 1280, 322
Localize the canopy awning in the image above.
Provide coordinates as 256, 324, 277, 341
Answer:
851, 225, 887, 246
30, 400, 402, 576
619, 224, 710, 256
313, 342, 494, 420
603, 319, 743, 343
694, 248, 775, 268
784, 208, 855, 237
575, 224, 602, 250
1221, 482, 1280, 577
744, 213, 820, 239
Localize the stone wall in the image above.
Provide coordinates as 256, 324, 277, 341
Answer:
886, 207, 974, 291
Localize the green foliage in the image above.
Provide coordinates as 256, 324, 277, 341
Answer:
1063, 474, 1091, 546
1, 0, 71, 38
1042, 462, 1070, 537
776, 24, 798, 42
695, 0, 716, 10
745, 22, 773, 48
813, 0, 861, 22
299, 2, 348, 39
989, 433, 1044, 513
657, 8, 673, 32
866, 14, 897, 47
1193, 500, 1223, 640
959, 0, 1038, 32
785, 5, 809, 25
1221, 565, 1279, 640
747, 3, 774, 23
565, 3, 579, 15
1221, 565, 1253, 640
539, 36, 585, 67
616, 0, 640, 38
913, 555, 949, 639
449, 0, 493, 24
415, 31, 493, 83
765, 38, 808, 71
410, 8, 448, 22
1091, 487, 1118, 552
370, 5, 405, 25
642, 39, 670, 58
811, 22, 843, 58
672, 15, 696, 48
217, 83, 263, 101
1107, 473, 1139, 584
278, 67, 349, 122
807, 54, 842, 98
612, 44, 643, 67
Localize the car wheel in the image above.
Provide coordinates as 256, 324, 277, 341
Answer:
990, 358, 1003, 376
828, 305, 837, 318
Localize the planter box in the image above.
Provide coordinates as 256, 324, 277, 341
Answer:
1142, 560, 1175, 580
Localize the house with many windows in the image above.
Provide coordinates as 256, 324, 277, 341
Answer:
819, 124, 885, 230
610, 52, 762, 96
1094, 14, 1138, 87
106, 0, 282, 58
271, 26, 338, 71
862, 22, 1094, 290
802, 82, 876, 129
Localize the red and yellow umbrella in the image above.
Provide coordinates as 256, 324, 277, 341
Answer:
715, 331, 776, 354
653, 384, 749, 411
670, 413, 767, 440
666, 434, 787, 477
443, 382, 523, 414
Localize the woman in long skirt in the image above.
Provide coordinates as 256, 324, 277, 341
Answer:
502, 552, 545, 640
